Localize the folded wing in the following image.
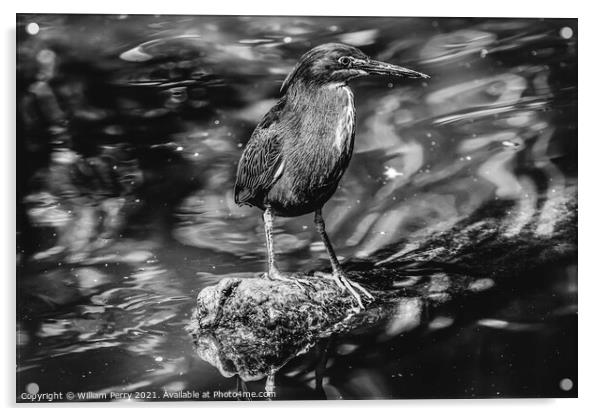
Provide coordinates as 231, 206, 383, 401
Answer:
234, 99, 286, 207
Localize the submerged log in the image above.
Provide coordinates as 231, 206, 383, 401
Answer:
188, 185, 577, 382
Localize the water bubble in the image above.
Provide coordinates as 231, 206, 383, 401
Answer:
559, 378, 573, 391
560, 27, 573, 39
283, 36, 292, 43
155, 356, 164, 362
26, 22, 40, 35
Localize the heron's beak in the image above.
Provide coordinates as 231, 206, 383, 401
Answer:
359, 59, 429, 79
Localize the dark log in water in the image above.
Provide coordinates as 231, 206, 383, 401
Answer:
188, 185, 577, 383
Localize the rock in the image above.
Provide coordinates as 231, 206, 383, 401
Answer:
189, 273, 363, 380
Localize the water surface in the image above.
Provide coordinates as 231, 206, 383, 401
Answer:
17, 15, 577, 400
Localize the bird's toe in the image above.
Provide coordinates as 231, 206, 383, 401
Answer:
314, 271, 373, 309
346, 278, 375, 300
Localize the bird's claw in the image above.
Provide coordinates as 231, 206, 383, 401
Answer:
313, 271, 374, 310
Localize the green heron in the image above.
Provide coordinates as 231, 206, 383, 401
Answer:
235, 43, 428, 308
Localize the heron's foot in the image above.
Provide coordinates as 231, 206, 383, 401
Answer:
263, 269, 312, 291
314, 271, 374, 310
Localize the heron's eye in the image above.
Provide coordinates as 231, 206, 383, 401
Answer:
338, 56, 352, 67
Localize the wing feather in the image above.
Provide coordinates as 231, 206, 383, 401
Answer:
234, 98, 286, 206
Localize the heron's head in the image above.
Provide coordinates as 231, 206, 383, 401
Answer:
281, 43, 429, 93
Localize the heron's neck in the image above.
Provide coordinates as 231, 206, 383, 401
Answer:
287, 81, 354, 111
285, 82, 355, 153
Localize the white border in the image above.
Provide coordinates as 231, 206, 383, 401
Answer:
3, 1, 597, 414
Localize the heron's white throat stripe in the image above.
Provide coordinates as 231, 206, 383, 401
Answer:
273, 160, 285, 182
333, 87, 355, 151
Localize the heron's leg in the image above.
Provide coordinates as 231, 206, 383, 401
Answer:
263, 206, 310, 288
263, 206, 280, 278
314, 208, 374, 308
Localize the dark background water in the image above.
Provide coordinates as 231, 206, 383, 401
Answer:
16, 15, 577, 400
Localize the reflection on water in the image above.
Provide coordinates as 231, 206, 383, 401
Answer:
17, 15, 577, 399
